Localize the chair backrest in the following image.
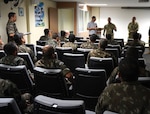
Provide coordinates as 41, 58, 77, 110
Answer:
36, 51, 58, 61
25, 43, 36, 56
0, 50, 5, 59
55, 47, 72, 61
88, 57, 114, 78
0, 64, 34, 93
36, 40, 47, 46
0, 98, 21, 114
138, 77, 150, 89
76, 48, 93, 62
105, 48, 119, 64
103, 110, 119, 114
36, 45, 43, 52
106, 44, 122, 57
17, 52, 35, 72
120, 57, 145, 67
75, 36, 84, 42
74, 67, 107, 111
33, 67, 69, 98
123, 45, 144, 57
138, 58, 146, 67
74, 42, 83, 48
63, 53, 85, 74
114, 38, 124, 48
34, 95, 86, 114
37, 51, 43, 60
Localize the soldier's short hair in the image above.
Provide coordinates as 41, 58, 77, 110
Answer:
44, 29, 49, 36
0, 79, 21, 106
4, 42, 18, 55
68, 34, 75, 42
42, 45, 55, 59
133, 32, 139, 40
99, 38, 108, 49
8, 12, 16, 19
119, 58, 139, 82
14, 33, 24, 45
61, 30, 66, 37
125, 47, 139, 60
90, 34, 97, 42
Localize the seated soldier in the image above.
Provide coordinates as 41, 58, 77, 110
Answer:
0, 42, 34, 81
80, 34, 98, 49
39, 28, 52, 41
62, 34, 78, 51
0, 42, 26, 65
0, 78, 33, 114
107, 46, 150, 85
87, 38, 117, 67
13, 33, 36, 63
35, 45, 73, 87
46, 32, 61, 48
125, 32, 145, 54
60, 30, 68, 42
95, 58, 150, 114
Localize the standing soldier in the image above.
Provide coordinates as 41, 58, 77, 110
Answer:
6, 12, 19, 42
103, 17, 117, 39
128, 16, 139, 39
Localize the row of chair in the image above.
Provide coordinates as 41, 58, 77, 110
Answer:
0, 48, 115, 79
0, 96, 119, 114
0, 63, 149, 111
0, 62, 107, 110
36, 38, 124, 47
0, 45, 145, 81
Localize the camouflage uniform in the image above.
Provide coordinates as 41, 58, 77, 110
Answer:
0, 55, 25, 66
39, 35, 50, 41
0, 79, 34, 114
60, 36, 68, 42
46, 39, 60, 49
108, 66, 150, 85
6, 21, 19, 42
87, 49, 116, 66
18, 44, 36, 62
62, 42, 78, 51
80, 41, 98, 49
128, 22, 139, 38
95, 82, 150, 114
104, 23, 116, 38
35, 58, 71, 77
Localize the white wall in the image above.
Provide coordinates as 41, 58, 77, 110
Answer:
0, 0, 56, 44
99, 7, 150, 44
58, 8, 74, 32
26, 0, 56, 44
0, 0, 27, 43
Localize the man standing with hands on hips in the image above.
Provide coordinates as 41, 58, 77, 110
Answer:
128, 16, 139, 39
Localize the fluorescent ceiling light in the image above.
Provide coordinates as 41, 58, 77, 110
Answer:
86, 4, 108, 6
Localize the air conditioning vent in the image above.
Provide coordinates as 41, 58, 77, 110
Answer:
139, 0, 149, 2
